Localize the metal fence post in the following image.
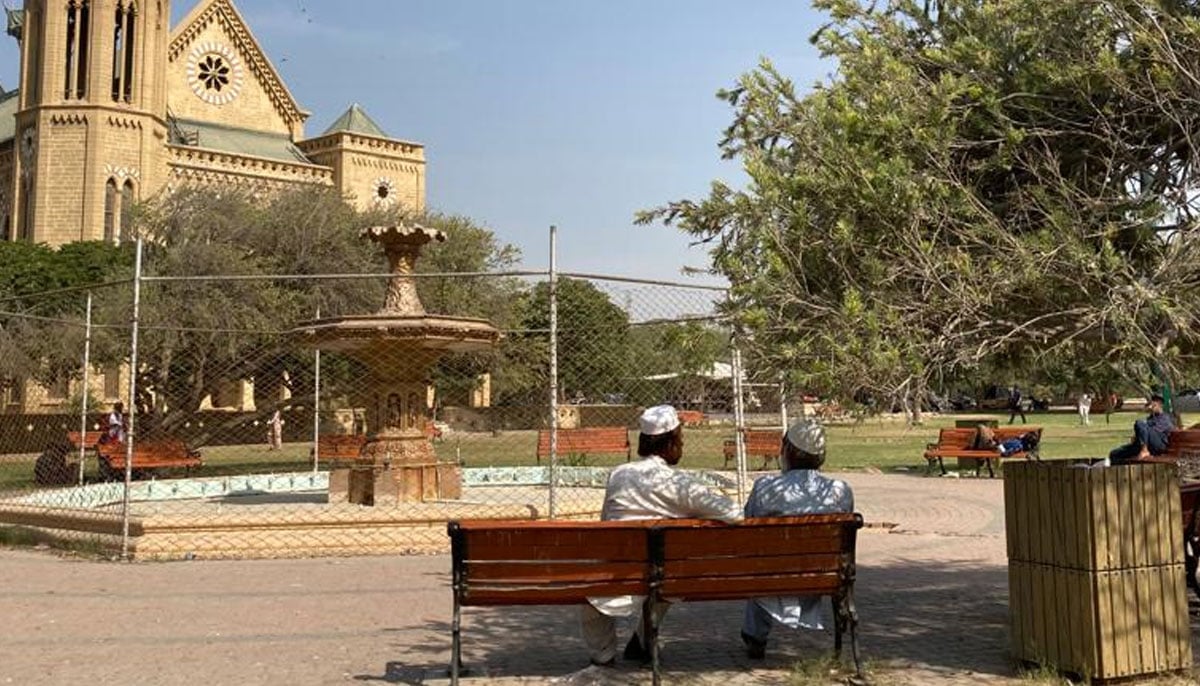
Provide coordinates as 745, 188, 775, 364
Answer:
121, 239, 143, 561
77, 291, 92, 486
731, 343, 748, 506
313, 307, 321, 474
779, 378, 788, 434
548, 226, 559, 519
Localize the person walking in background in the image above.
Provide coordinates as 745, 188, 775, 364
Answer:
1007, 385, 1027, 424
1078, 392, 1092, 426
105, 402, 126, 444
267, 409, 285, 450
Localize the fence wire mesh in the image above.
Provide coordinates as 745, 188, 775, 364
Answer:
0, 259, 788, 560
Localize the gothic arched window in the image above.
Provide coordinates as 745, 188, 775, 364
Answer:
111, 2, 135, 102
120, 179, 135, 242
103, 178, 117, 242
64, 0, 90, 99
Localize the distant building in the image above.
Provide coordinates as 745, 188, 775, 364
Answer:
1, 0, 428, 414
1, 0, 425, 246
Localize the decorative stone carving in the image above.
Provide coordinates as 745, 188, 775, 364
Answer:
186, 41, 245, 105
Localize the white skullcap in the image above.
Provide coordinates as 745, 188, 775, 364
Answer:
785, 418, 826, 455
639, 405, 681, 436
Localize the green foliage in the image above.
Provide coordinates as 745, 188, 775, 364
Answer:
642, 0, 1200, 402
520, 277, 631, 402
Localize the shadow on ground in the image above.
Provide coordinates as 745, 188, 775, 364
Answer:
356, 558, 1017, 683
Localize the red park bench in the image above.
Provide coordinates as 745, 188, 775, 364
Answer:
95, 438, 202, 480
312, 422, 443, 467
535, 426, 631, 464
66, 430, 105, 451
923, 426, 1043, 478
313, 434, 368, 466
447, 513, 864, 686
723, 429, 783, 470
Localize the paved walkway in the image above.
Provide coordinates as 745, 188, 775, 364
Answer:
0, 473, 1192, 685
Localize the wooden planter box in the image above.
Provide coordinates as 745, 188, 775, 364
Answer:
1004, 462, 1191, 680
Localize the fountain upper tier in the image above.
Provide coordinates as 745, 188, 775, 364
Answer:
292, 223, 501, 354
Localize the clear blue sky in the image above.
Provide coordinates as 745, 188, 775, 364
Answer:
0, 0, 831, 284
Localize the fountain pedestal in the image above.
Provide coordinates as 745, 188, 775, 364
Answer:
293, 224, 501, 506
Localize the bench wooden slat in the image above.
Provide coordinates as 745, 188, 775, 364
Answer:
464, 561, 646, 584
535, 427, 630, 462
662, 571, 843, 600
664, 553, 843, 578
662, 524, 849, 558
462, 581, 649, 606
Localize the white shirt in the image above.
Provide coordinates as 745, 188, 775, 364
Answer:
601, 455, 742, 523
591, 455, 741, 616
744, 469, 854, 630
107, 411, 125, 443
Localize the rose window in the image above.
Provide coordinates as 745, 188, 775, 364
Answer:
186, 42, 245, 105
198, 55, 231, 92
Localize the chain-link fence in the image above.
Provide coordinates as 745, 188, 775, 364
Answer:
0, 238, 786, 559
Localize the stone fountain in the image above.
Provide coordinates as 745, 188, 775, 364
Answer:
293, 224, 501, 506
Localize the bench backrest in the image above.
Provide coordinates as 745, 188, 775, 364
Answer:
659, 514, 859, 601
450, 519, 650, 605
316, 434, 368, 459
97, 439, 195, 461
741, 429, 783, 456
67, 431, 104, 448
536, 427, 630, 458
1162, 430, 1200, 459
450, 514, 862, 607
934, 426, 1042, 450
935, 428, 978, 450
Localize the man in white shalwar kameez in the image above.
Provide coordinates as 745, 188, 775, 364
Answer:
580, 405, 741, 666
740, 418, 854, 659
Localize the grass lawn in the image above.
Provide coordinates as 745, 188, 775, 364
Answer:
0, 410, 1190, 493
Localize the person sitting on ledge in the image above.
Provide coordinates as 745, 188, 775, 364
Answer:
1109, 393, 1174, 465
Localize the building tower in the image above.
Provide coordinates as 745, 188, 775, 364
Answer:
11, 0, 171, 245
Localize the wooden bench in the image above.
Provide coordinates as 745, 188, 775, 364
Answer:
1158, 429, 1200, 461
66, 431, 104, 451
95, 439, 202, 480
923, 426, 1043, 478
447, 513, 864, 685
723, 429, 783, 470
677, 410, 706, 426
535, 426, 630, 464
313, 434, 368, 466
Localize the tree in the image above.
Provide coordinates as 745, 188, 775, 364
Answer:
640, 0, 1200, 407
518, 277, 630, 403
0, 241, 133, 390
124, 188, 525, 421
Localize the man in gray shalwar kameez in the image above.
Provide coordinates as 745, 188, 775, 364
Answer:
741, 418, 854, 659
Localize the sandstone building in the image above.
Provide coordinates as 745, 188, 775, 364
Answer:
0, 0, 426, 246
0, 0, 432, 414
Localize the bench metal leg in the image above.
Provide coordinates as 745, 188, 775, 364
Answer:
938, 457, 947, 475
832, 595, 844, 659
648, 597, 662, 686
450, 597, 462, 685
986, 458, 995, 479
847, 588, 863, 677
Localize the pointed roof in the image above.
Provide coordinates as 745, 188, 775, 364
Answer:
170, 0, 310, 126
322, 104, 388, 138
